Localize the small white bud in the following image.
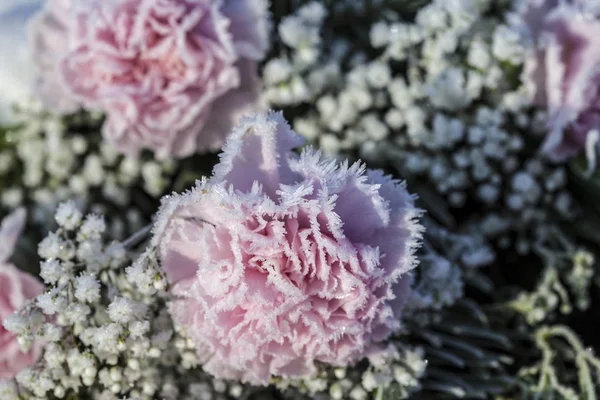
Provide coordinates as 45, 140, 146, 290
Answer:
55, 201, 83, 230
128, 359, 140, 371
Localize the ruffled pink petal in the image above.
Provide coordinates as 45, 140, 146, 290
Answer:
0, 336, 43, 379
212, 111, 304, 197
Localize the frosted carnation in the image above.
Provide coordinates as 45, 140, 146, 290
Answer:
518, 0, 600, 161
30, 0, 270, 158
153, 112, 423, 384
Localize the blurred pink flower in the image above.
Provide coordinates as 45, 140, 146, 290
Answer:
521, 0, 600, 161
153, 112, 423, 384
30, 0, 270, 159
0, 209, 44, 379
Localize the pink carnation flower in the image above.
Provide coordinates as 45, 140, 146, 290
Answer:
0, 209, 44, 379
30, 0, 270, 159
520, 0, 600, 161
153, 112, 423, 384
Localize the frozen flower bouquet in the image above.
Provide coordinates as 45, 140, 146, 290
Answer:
1, 0, 600, 399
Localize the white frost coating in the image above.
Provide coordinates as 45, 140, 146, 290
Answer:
152, 111, 424, 384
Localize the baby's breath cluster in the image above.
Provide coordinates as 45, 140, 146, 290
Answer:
0, 203, 226, 400
273, 343, 426, 400
264, 0, 575, 249
0, 107, 175, 238
404, 219, 495, 326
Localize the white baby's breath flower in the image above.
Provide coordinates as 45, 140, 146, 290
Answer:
297, 1, 327, 23
78, 214, 106, 241
66, 349, 95, 377
108, 297, 146, 324
76, 240, 106, 267
0, 379, 19, 400
2, 313, 29, 335
40, 259, 62, 284
467, 38, 491, 70
15, 368, 35, 391
83, 155, 105, 186
129, 321, 150, 339
263, 58, 293, 85
2, 188, 23, 208
37, 288, 68, 315
279, 16, 320, 49
41, 323, 62, 342
370, 21, 391, 48
366, 62, 391, 89
492, 24, 525, 63
93, 323, 123, 354
74, 274, 101, 304
426, 68, 471, 111
141, 162, 165, 197
105, 241, 127, 268
64, 303, 91, 325
38, 232, 73, 260
55, 201, 83, 230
